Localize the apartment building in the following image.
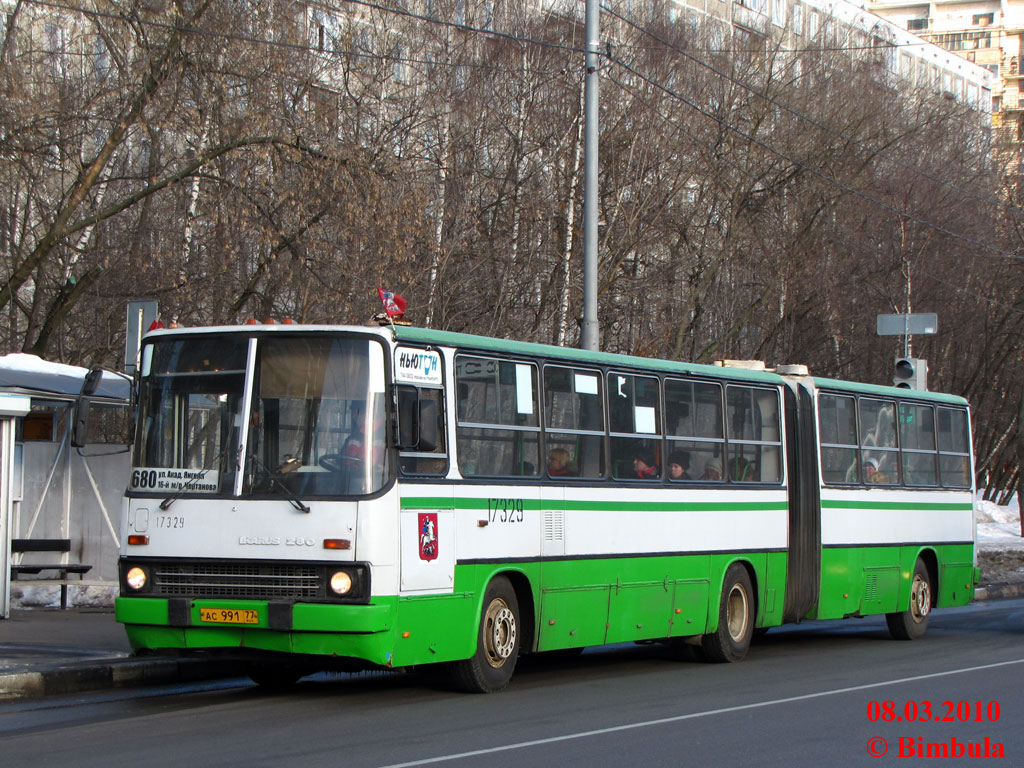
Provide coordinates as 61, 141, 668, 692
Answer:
868, 1, 1020, 139
695, 0, 993, 108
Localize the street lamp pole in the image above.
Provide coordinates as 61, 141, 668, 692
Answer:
581, 0, 600, 351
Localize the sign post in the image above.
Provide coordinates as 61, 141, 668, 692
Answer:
876, 313, 938, 357
125, 300, 158, 375
877, 313, 937, 391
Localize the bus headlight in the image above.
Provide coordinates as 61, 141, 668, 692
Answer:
125, 566, 148, 591
329, 570, 353, 596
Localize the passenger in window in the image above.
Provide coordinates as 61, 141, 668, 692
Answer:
547, 448, 577, 477
730, 456, 757, 482
702, 458, 722, 481
668, 451, 692, 481
633, 448, 659, 479
864, 457, 891, 484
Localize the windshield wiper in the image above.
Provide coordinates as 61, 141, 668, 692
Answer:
249, 454, 311, 513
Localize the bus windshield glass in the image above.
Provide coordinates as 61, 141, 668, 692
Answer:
133, 337, 249, 495
245, 336, 389, 497
132, 334, 390, 499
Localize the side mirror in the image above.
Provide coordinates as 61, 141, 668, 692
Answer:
82, 368, 103, 396
418, 399, 438, 452
397, 386, 419, 449
71, 397, 91, 448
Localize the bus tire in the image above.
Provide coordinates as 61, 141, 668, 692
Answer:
886, 558, 932, 640
450, 576, 521, 693
701, 563, 754, 663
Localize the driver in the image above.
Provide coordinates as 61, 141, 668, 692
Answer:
342, 401, 367, 458
338, 400, 386, 471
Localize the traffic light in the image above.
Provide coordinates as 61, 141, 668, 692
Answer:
893, 357, 928, 390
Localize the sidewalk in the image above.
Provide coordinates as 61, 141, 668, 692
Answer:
0, 608, 243, 699
3, 585, 1023, 700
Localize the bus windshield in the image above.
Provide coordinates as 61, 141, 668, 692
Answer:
132, 334, 390, 499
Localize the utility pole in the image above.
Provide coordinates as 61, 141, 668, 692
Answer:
581, 0, 599, 352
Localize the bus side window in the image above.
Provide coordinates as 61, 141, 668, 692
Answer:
818, 393, 858, 484
899, 402, 937, 486
665, 378, 724, 482
398, 386, 447, 476
937, 407, 971, 488
455, 355, 540, 478
726, 385, 782, 483
608, 372, 662, 480
860, 399, 899, 484
543, 365, 605, 479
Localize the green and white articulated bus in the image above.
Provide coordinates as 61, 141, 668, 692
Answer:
114, 323, 977, 691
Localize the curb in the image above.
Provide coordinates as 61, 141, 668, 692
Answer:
974, 583, 1024, 602
0, 657, 244, 700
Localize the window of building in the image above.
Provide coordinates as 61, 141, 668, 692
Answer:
900, 52, 914, 81
793, 4, 803, 35
907, 18, 927, 32
973, 13, 994, 26
772, 0, 785, 27
4, 12, 17, 59
808, 10, 819, 41
392, 45, 407, 83
21, 408, 58, 441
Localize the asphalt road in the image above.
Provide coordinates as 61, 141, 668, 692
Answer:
2, 598, 1023, 768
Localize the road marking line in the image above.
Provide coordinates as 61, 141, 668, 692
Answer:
380, 658, 1024, 767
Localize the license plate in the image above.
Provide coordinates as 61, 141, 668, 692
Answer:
199, 607, 259, 625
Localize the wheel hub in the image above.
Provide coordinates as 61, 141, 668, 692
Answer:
483, 598, 517, 667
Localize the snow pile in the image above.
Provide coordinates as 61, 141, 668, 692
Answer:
0, 352, 89, 377
10, 584, 118, 609
976, 497, 1024, 552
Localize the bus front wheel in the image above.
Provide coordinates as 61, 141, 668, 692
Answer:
701, 563, 754, 663
451, 576, 521, 693
886, 558, 932, 641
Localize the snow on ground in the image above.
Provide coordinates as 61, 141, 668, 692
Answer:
976, 496, 1024, 552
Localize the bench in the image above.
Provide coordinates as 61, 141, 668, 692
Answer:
10, 538, 93, 609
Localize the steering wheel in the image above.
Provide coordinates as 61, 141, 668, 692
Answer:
318, 454, 363, 472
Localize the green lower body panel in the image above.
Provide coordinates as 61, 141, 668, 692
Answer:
116, 550, 788, 669
117, 596, 401, 667
812, 543, 975, 621
535, 552, 785, 651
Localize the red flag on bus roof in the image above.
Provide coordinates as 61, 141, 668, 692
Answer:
378, 288, 407, 320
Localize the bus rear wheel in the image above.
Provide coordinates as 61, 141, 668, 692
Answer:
450, 576, 521, 693
886, 558, 932, 640
701, 563, 754, 663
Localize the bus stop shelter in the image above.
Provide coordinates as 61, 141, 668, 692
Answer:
0, 355, 130, 618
